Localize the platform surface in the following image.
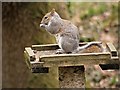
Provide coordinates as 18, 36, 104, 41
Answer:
24, 42, 119, 88
24, 42, 119, 70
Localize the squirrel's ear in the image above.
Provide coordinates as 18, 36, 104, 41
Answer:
50, 8, 55, 16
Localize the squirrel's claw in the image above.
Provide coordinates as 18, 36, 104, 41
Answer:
56, 49, 64, 54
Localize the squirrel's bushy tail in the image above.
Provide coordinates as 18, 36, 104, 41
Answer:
78, 42, 103, 52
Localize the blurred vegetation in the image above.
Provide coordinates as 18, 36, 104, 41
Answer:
2, 2, 119, 88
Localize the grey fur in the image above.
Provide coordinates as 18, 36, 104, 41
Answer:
40, 11, 102, 53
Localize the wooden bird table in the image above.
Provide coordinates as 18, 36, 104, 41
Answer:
24, 42, 119, 88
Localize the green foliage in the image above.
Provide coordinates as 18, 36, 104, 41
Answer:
80, 37, 95, 42
80, 3, 107, 20
109, 76, 118, 86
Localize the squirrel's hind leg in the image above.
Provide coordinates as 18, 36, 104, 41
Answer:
71, 48, 79, 54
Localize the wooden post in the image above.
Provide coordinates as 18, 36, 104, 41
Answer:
59, 66, 85, 88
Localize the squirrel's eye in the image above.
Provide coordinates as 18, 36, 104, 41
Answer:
44, 17, 48, 19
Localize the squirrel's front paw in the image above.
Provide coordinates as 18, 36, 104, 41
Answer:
56, 49, 64, 54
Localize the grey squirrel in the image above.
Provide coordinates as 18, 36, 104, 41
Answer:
40, 8, 102, 54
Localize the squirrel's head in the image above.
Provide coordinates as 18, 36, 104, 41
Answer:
40, 8, 60, 28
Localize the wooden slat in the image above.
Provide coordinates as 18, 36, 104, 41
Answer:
32, 44, 59, 51
38, 52, 111, 67
29, 55, 119, 68
25, 47, 35, 61
99, 57, 119, 65
30, 61, 44, 67
40, 52, 111, 61
106, 43, 118, 57
24, 51, 32, 69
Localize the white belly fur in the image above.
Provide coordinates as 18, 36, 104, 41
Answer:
55, 34, 63, 50
58, 36, 62, 49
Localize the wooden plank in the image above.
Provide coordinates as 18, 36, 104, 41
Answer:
32, 44, 59, 51
30, 56, 119, 68
25, 47, 35, 61
106, 43, 118, 57
30, 61, 44, 67
40, 52, 111, 61
109, 57, 120, 64
38, 52, 111, 67
24, 51, 32, 69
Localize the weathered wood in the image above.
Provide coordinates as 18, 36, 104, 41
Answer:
24, 51, 32, 69
24, 51, 49, 73
40, 52, 110, 61
59, 66, 85, 88
30, 61, 44, 68
108, 57, 119, 64
25, 43, 119, 69
106, 43, 118, 57
24, 42, 119, 88
29, 56, 119, 68
32, 44, 59, 51
25, 47, 35, 61
39, 52, 111, 67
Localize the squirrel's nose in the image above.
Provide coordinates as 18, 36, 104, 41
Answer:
40, 23, 44, 27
